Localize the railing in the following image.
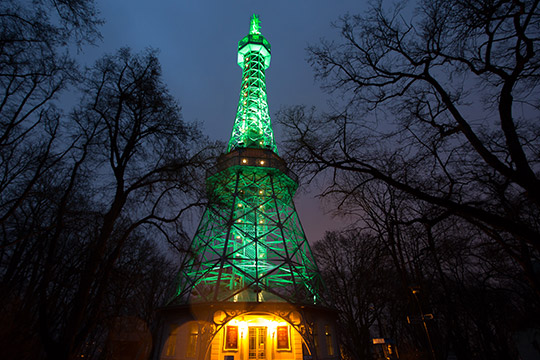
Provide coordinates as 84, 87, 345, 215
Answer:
238, 34, 271, 52
206, 148, 298, 183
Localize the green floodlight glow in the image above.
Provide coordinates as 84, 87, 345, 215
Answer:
174, 156, 323, 304
228, 14, 276, 154
172, 16, 324, 306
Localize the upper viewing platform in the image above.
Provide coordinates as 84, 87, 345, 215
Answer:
237, 14, 271, 69
237, 34, 271, 69
206, 147, 298, 185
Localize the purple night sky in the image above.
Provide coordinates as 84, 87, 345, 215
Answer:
84, 1, 369, 242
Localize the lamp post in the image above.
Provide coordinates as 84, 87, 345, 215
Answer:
409, 287, 436, 360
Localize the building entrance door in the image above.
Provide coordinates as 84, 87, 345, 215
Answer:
248, 326, 267, 360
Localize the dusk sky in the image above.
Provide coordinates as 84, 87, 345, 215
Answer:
85, 1, 370, 241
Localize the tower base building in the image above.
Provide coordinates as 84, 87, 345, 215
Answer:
155, 302, 338, 360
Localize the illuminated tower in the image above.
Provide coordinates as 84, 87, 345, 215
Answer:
155, 15, 337, 360
175, 14, 321, 305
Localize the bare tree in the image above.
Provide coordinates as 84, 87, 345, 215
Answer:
278, 0, 540, 298
0, 0, 101, 244
40, 48, 210, 360
313, 175, 528, 359
314, 230, 395, 360
0, 47, 215, 360
0, 3, 217, 360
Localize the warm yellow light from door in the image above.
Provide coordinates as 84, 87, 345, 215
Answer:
226, 316, 288, 338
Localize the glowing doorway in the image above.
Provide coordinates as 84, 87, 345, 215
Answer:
248, 327, 267, 360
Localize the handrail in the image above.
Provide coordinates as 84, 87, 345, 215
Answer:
206, 148, 298, 183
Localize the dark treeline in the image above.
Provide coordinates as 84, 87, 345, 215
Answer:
313, 184, 532, 360
280, 0, 540, 359
0, 1, 216, 359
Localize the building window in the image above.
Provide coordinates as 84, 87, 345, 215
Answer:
325, 325, 334, 356
311, 324, 319, 353
165, 325, 178, 356
186, 322, 199, 357
276, 326, 290, 351
224, 325, 239, 350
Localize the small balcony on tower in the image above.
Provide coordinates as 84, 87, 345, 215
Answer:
206, 148, 298, 184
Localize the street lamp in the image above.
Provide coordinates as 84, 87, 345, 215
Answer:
409, 286, 436, 360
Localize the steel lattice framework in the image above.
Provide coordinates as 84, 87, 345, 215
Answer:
172, 15, 323, 306
227, 14, 277, 154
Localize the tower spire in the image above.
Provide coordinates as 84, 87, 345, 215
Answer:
249, 14, 261, 35
228, 14, 277, 153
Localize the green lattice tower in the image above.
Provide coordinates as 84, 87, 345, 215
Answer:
173, 15, 323, 305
